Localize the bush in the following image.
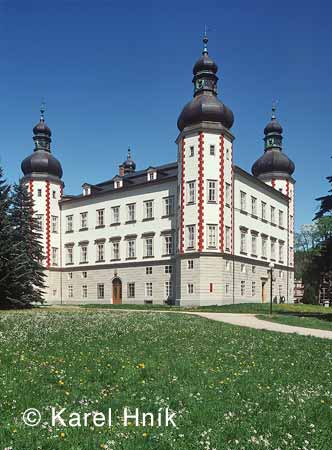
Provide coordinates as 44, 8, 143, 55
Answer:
302, 285, 318, 304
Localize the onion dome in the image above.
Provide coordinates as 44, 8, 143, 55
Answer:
252, 105, 295, 179
122, 148, 136, 174
21, 104, 63, 179
177, 33, 234, 131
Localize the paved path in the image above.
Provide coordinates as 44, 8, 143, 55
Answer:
189, 312, 332, 340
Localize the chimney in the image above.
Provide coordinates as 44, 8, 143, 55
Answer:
119, 165, 125, 177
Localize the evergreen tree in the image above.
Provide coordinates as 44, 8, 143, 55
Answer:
8, 183, 45, 306
0, 166, 14, 307
315, 157, 332, 218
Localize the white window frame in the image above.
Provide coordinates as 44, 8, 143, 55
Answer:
96, 243, 105, 262
187, 181, 196, 204
127, 240, 136, 258
128, 282, 135, 298
207, 180, 217, 203
225, 183, 231, 205
127, 203, 136, 222
187, 225, 195, 249
164, 235, 173, 255
51, 247, 58, 266
82, 285, 88, 299
240, 191, 247, 211
96, 209, 105, 227
145, 282, 153, 297
66, 247, 73, 264
66, 215, 73, 232
111, 206, 120, 224
144, 238, 154, 257
112, 241, 120, 260
207, 224, 217, 248
97, 283, 105, 299
187, 283, 194, 294
144, 200, 154, 220
164, 196, 174, 216
80, 212, 88, 229
80, 245, 88, 263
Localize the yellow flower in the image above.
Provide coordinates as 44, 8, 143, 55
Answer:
60, 432, 65, 438
137, 363, 145, 369
143, 432, 148, 437
58, 380, 64, 385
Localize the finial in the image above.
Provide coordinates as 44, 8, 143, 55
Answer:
40, 98, 46, 121
127, 148, 131, 160
203, 25, 208, 54
271, 100, 277, 119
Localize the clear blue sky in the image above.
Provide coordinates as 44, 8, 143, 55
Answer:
0, 0, 331, 229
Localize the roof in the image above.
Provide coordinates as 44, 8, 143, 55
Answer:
61, 161, 178, 204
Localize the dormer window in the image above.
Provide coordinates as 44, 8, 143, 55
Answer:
147, 168, 157, 182
114, 179, 123, 189
82, 184, 91, 196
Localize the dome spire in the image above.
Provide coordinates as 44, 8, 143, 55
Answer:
271, 100, 277, 119
203, 26, 208, 54
40, 98, 46, 121
122, 147, 136, 174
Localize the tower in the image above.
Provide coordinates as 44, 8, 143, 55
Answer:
176, 33, 234, 305
21, 104, 64, 300
252, 106, 295, 296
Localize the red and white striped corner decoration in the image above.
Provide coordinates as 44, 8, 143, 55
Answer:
197, 132, 205, 252
219, 134, 225, 252
231, 145, 235, 255
45, 180, 51, 268
180, 138, 185, 254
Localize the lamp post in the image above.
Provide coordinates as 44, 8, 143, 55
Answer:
269, 262, 275, 315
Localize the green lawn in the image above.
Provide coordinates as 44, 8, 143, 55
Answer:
1, 310, 332, 449
80, 301, 332, 315
258, 313, 332, 331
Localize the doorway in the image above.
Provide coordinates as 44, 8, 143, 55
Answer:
112, 278, 122, 304
261, 279, 267, 303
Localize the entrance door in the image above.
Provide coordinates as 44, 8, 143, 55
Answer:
112, 278, 122, 304
261, 280, 267, 303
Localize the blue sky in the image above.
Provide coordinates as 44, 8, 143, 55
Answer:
0, 0, 331, 229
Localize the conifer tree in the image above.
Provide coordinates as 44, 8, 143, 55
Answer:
8, 183, 45, 306
0, 166, 14, 307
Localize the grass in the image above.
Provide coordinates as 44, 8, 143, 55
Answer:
1, 310, 332, 449
79, 301, 332, 315
258, 314, 332, 332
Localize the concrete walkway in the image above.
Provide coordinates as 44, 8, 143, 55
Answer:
189, 312, 332, 340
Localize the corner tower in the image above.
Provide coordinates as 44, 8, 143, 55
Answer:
176, 34, 234, 306
252, 105, 296, 270
21, 104, 64, 300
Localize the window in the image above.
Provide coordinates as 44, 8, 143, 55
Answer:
80, 245, 88, 263
187, 225, 195, 249
240, 231, 247, 253
66, 215, 73, 232
51, 247, 58, 266
146, 267, 152, 275
225, 260, 231, 271
52, 190, 56, 199
51, 216, 58, 233
252, 265, 256, 273
68, 272, 73, 280
112, 241, 120, 260
271, 206, 276, 224
207, 180, 217, 202
36, 214, 44, 231
127, 203, 136, 222
66, 247, 73, 264
210, 145, 215, 156
165, 265, 172, 274
187, 283, 194, 294
83, 186, 90, 196
226, 148, 230, 160
279, 210, 284, 228
271, 240, 276, 260
164, 235, 173, 255
144, 200, 154, 220
68, 285, 73, 298
127, 240, 136, 258
241, 281, 245, 296
225, 284, 230, 295
240, 191, 247, 211
225, 226, 231, 251
82, 271, 87, 278
251, 234, 257, 255
209, 283, 213, 293
252, 281, 256, 297
290, 215, 294, 229
37, 189, 42, 197
186, 260, 193, 270
164, 196, 174, 216
261, 202, 267, 220
144, 238, 154, 257
262, 236, 267, 258
97, 283, 105, 299
82, 285, 88, 299
241, 263, 246, 274
225, 183, 231, 205
114, 179, 122, 189
187, 181, 196, 204
279, 270, 284, 279
251, 197, 257, 216
279, 242, 284, 262
145, 282, 153, 297
147, 170, 157, 182
80, 212, 88, 229
189, 146, 194, 157
128, 283, 135, 298
207, 225, 217, 248
165, 281, 173, 298
111, 206, 120, 224
96, 243, 105, 262
96, 209, 105, 227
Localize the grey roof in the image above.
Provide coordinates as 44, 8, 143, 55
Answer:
252, 149, 295, 178
21, 149, 63, 179
61, 161, 178, 203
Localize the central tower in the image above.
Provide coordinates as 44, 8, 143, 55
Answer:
176, 34, 234, 306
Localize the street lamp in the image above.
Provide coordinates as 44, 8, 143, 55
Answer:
269, 262, 275, 315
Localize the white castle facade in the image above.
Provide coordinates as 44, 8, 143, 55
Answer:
21, 37, 295, 306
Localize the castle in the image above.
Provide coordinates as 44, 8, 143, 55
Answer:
20, 35, 295, 306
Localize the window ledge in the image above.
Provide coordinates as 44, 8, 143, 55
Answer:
261, 256, 267, 260
187, 202, 196, 206
95, 260, 105, 263
79, 261, 89, 264
161, 214, 174, 218
251, 254, 257, 258
110, 258, 121, 262
66, 263, 74, 266
126, 257, 137, 260
110, 222, 121, 227
143, 255, 155, 259
240, 210, 248, 215
162, 253, 173, 257
95, 225, 105, 229
66, 230, 74, 234
142, 217, 155, 222
240, 251, 247, 255
125, 220, 137, 224
79, 228, 88, 232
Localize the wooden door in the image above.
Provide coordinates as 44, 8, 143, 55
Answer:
112, 278, 122, 304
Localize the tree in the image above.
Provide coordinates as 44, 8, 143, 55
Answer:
315, 158, 332, 219
8, 183, 45, 306
0, 166, 14, 307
